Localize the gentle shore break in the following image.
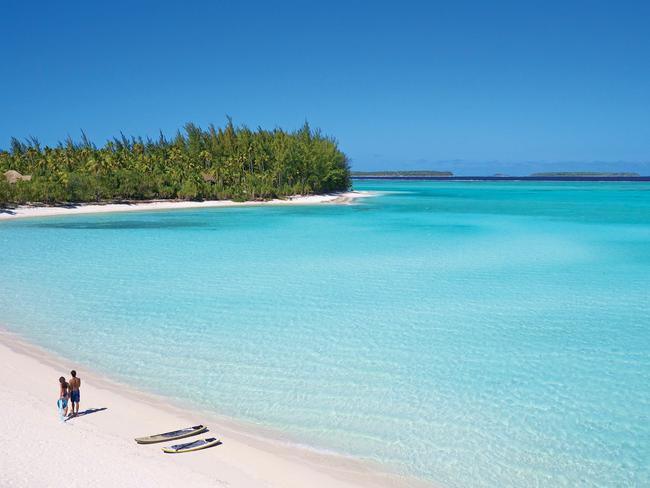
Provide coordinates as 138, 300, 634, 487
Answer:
0, 191, 373, 220
0, 328, 429, 488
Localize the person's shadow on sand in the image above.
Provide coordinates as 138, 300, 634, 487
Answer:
65, 407, 107, 421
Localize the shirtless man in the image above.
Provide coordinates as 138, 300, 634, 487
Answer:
69, 370, 81, 416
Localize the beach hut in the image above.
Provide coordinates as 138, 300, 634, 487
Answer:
4, 170, 32, 184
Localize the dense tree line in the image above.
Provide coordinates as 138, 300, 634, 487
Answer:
0, 120, 350, 206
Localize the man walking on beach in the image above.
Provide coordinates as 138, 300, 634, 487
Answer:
69, 370, 81, 416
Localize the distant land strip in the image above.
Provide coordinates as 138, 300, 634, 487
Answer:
351, 170, 453, 177
352, 171, 648, 181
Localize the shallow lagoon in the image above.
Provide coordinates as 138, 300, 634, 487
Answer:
1, 180, 649, 487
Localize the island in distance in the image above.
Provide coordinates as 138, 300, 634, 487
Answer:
352, 170, 645, 180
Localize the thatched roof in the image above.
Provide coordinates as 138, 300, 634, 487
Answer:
4, 170, 32, 184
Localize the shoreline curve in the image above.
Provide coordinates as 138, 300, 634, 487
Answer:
0, 191, 375, 221
0, 326, 433, 488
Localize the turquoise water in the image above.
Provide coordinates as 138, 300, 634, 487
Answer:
1, 181, 649, 487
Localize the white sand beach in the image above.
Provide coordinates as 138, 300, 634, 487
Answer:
0, 191, 373, 220
0, 329, 427, 488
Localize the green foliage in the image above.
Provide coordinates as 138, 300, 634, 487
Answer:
0, 181, 10, 205
0, 120, 350, 205
178, 179, 199, 200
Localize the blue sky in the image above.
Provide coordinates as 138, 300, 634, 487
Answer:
1, 0, 649, 175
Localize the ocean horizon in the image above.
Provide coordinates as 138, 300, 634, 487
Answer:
1, 180, 649, 487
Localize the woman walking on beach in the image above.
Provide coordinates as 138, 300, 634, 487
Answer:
57, 376, 69, 419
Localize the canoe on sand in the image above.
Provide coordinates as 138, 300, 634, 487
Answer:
162, 437, 221, 453
134, 425, 207, 444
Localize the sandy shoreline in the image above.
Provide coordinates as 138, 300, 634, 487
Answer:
0, 328, 430, 488
0, 191, 373, 221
